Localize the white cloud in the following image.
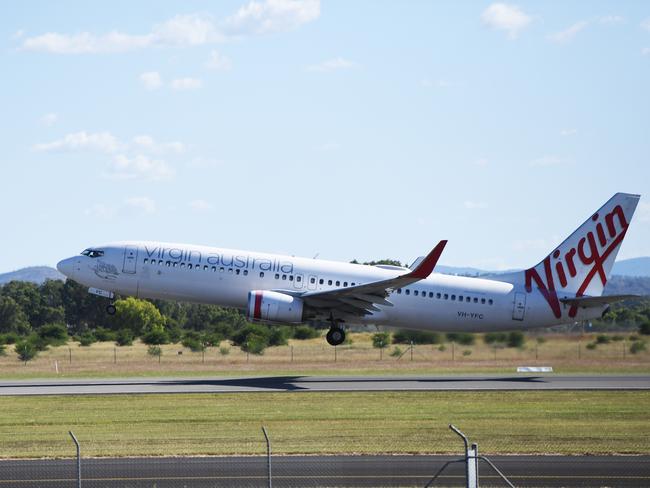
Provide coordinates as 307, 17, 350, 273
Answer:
464, 200, 488, 210
560, 128, 577, 136
21, 2, 319, 54
599, 15, 624, 24
641, 18, 650, 32
125, 197, 157, 215
83, 203, 115, 219
39, 113, 58, 127
34, 131, 121, 153
132, 135, 185, 153
189, 199, 214, 212
140, 71, 162, 90
481, 3, 531, 40
110, 154, 175, 180
530, 155, 572, 167
225, 0, 320, 35
204, 50, 232, 71
171, 77, 203, 90
548, 20, 589, 43
306, 57, 356, 72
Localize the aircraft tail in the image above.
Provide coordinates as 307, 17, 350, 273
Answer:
498, 193, 640, 317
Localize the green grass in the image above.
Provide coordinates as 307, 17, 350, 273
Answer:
1, 391, 648, 458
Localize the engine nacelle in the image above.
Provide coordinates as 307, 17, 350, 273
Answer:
247, 290, 304, 324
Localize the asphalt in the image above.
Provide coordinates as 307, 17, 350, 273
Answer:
0, 374, 648, 395
1, 455, 649, 487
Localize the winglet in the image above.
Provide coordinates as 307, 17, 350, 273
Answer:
406, 240, 447, 279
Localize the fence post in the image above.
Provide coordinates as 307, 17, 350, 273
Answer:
68, 347, 72, 364
262, 426, 272, 488
410, 341, 414, 361
291, 345, 294, 362
69, 431, 81, 488
114, 347, 117, 364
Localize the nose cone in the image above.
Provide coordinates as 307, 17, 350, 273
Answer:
56, 257, 76, 279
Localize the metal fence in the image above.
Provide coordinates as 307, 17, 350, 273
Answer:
2, 425, 649, 488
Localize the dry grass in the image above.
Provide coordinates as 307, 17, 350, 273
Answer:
0, 332, 648, 378
0, 391, 648, 458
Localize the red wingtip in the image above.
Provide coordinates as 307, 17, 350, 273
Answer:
408, 240, 447, 279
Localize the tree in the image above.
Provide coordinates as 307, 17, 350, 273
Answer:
446, 332, 475, 346
293, 325, 319, 340
393, 330, 442, 345
141, 328, 170, 345
147, 345, 162, 363
639, 319, 650, 336
15, 341, 37, 363
37, 323, 68, 346
114, 297, 166, 336
0, 296, 31, 335
372, 332, 391, 359
115, 329, 134, 346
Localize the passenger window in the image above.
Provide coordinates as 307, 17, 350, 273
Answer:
228, 268, 233, 274
429, 292, 433, 298
188, 264, 193, 270
488, 299, 494, 305
481, 298, 486, 304
422, 292, 426, 298
310, 277, 316, 284
289, 275, 294, 281
405, 289, 410, 295
466, 297, 471, 302
243, 270, 248, 276
343, 282, 348, 287
473, 297, 478, 303
211, 266, 216, 272
451, 295, 456, 301
204, 265, 209, 271
282, 275, 287, 280
444, 294, 448, 300
319, 279, 324, 285
260, 272, 265, 278
436, 293, 441, 299
459, 295, 463, 301
328, 280, 333, 285
275, 274, 280, 280
351, 282, 355, 286
173, 262, 178, 268
144, 258, 149, 264
220, 267, 225, 273
297, 276, 302, 282
165, 261, 171, 267
180, 262, 185, 268
414, 290, 419, 296
236, 269, 240, 275
158, 260, 163, 265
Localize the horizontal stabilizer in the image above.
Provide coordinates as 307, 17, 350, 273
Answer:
559, 294, 640, 308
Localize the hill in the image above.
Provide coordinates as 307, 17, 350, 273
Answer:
0, 266, 65, 285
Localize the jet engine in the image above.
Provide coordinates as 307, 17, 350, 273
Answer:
247, 290, 304, 323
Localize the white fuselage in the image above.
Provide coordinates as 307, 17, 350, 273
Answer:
58, 241, 605, 332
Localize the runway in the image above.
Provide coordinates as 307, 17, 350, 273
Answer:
0, 374, 648, 395
1, 455, 649, 487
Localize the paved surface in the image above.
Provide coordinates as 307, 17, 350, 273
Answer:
0, 375, 648, 395
1, 455, 649, 487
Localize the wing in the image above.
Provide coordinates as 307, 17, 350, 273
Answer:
560, 294, 640, 308
300, 240, 447, 320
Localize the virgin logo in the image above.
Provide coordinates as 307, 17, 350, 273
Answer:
524, 205, 629, 319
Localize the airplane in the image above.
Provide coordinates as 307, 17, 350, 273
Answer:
57, 193, 640, 346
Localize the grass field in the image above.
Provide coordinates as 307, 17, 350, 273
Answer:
0, 332, 648, 379
0, 391, 648, 458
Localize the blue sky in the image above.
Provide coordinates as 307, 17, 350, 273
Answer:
2, 1, 649, 273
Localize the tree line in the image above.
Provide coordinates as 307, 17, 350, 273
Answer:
0, 278, 649, 361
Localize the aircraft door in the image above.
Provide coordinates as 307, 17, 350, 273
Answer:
122, 245, 138, 274
294, 273, 304, 290
512, 292, 526, 321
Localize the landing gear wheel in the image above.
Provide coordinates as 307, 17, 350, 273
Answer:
106, 304, 116, 315
326, 327, 345, 346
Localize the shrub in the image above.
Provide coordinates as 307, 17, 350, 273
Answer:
182, 337, 205, 352
0, 344, 6, 356
596, 334, 611, 344
93, 327, 116, 342
115, 329, 134, 346
0, 332, 19, 345
147, 345, 162, 362
446, 332, 475, 346
611, 335, 625, 342
507, 331, 525, 348
219, 346, 230, 355
78, 332, 96, 347
536, 336, 547, 344
630, 341, 647, 354
232, 324, 270, 354
269, 326, 291, 347
390, 346, 402, 357
586, 342, 597, 350
462, 350, 472, 356
141, 329, 170, 345
15, 341, 37, 363
203, 332, 223, 347
639, 320, 650, 336
438, 344, 447, 352
241, 336, 268, 355
372, 332, 391, 349
484, 332, 507, 344
394, 330, 442, 344
37, 323, 68, 346
293, 325, 319, 340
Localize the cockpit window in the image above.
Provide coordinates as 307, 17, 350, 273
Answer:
81, 248, 104, 258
